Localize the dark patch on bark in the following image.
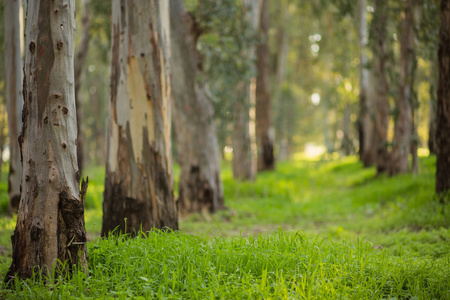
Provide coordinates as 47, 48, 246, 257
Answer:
102, 125, 178, 236
56, 39, 63, 51
57, 183, 88, 273
29, 42, 35, 54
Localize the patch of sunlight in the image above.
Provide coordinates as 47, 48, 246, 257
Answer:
418, 147, 430, 157
293, 143, 327, 161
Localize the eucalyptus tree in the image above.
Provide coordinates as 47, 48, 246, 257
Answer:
389, 0, 417, 175
102, 0, 178, 235
170, 0, 224, 213
5, 0, 88, 282
436, 0, 450, 194
4, 0, 23, 212
256, 0, 275, 171
372, 0, 391, 174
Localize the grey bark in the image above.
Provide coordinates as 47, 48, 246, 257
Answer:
102, 0, 178, 235
169, 0, 224, 213
4, 0, 23, 212
6, 0, 88, 282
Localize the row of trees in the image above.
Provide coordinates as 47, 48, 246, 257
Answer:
2, 0, 276, 281
1, 0, 449, 282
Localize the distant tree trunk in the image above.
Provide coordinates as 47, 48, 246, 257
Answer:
389, 0, 416, 175
428, 58, 438, 155
4, 0, 23, 212
436, 0, 450, 194
102, 0, 178, 235
358, 0, 375, 166
5, 0, 88, 282
233, 0, 259, 180
233, 82, 254, 180
342, 102, 353, 155
169, 0, 224, 213
256, 0, 275, 171
373, 0, 390, 174
74, 0, 91, 174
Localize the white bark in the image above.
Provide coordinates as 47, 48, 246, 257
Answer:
4, 0, 23, 212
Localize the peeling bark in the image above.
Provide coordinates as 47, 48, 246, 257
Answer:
389, 0, 416, 175
256, 0, 275, 171
5, 0, 87, 283
102, 0, 178, 235
169, 0, 224, 214
4, 0, 23, 213
436, 0, 450, 194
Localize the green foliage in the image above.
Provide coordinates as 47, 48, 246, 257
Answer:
0, 156, 448, 298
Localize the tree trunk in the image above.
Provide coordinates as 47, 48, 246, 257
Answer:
436, 0, 450, 194
233, 0, 259, 180
233, 82, 254, 180
169, 0, 224, 213
342, 102, 353, 155
4, 0, 23, 213
428, 57, 438, 155
74, 0, 91, 174
256, 0, 275, 171
389, 0, 416, 175
358, 0, 375, 166
6, 0, 88, 282
373, 0, 391, 174
102, 0, 178, 235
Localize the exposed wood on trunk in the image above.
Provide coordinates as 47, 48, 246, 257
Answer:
74, 0, 92, 174
4, 0, 23, 213
102, 0, 178, 235
169, 0, 224, 213
436, 0, 450, 194
233, 0, 259, 180
255, 0, 275, 171
373, 0, 390, 174
6, 0, 88, 282
389, 0, 416, 175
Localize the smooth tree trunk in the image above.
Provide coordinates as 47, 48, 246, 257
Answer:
233, 0, 259, 180
74, 0, 91, 174
358, 0, 376, 166
428, 57, 438, 155
255, 0, 275, 171
6, 0, 88, 282
233, 82, 254, 180
169, 0, 224, 213
389, 0, 416, 175
4, 0, 23, 212
373, 0, 391, 174
436, 0, 450, 194
102, 0, 178, 235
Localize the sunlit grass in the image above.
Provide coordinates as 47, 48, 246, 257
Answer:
0, 155, 448, 298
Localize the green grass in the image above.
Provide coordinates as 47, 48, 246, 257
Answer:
0, 155, 449, 299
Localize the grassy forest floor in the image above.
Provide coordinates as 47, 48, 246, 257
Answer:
0, 155, 448, 299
